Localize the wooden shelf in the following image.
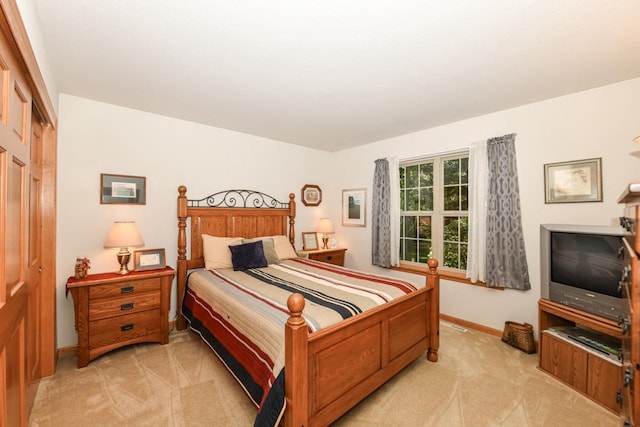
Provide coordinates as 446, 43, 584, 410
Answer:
538, 299, 622, 339
538, 298, 621, 413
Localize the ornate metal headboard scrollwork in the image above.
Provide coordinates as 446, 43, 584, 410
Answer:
187, 189, 291, 209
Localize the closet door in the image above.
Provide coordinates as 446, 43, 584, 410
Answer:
26, 110, 43, 411
0, 23, 32, 426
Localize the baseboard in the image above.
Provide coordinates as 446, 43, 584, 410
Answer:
57, 345, 76, 358
440, 314, 503, 338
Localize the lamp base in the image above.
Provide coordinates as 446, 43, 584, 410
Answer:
116, 249, 132, 275
322, 236, 329, 250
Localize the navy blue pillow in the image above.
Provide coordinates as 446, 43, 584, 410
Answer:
229, 240, 268, 271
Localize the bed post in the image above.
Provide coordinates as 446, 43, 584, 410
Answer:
288, 193, 296, 246
426, 258, 440, 362
176, 185, 188, 330
285, 293, 308, 427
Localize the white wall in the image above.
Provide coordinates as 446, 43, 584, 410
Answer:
57, 78, 640, 348
56, 95, 331, 348
329, 78, 640, 333
15, 0, 59, 112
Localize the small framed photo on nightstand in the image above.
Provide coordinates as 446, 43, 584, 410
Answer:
133, 248, 166, 271
302, 232, 319, 251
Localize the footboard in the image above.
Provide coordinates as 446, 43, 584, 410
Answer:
285, 259, 440, 427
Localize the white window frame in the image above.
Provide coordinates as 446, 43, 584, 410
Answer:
399, 150, 469, 273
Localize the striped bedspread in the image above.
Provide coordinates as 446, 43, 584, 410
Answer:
181, 257, 423, 427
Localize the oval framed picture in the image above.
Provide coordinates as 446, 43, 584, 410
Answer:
301, 184, 322, 207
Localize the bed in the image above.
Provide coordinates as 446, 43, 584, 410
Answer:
176, 186, 440, 427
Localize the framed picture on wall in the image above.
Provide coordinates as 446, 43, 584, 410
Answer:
100, 173, 146, 205
544, 158, 602, 203
301, 184, 322, 206
342, 188, 366, 227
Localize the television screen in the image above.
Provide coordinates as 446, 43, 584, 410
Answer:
550, 231, 623, 298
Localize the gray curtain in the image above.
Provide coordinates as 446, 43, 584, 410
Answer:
372, 158, 392, 267
486, 134, 531, 290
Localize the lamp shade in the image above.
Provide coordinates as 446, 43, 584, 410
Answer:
317, 218, 335, 234
104, 221, 145, 248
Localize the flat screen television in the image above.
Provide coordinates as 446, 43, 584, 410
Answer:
540, 224, 624, 321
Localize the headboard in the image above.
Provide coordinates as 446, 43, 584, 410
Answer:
176, 186, 296, 329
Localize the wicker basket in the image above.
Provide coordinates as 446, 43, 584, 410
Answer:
501, 321, 537, 354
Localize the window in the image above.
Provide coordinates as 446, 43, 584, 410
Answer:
399, 152, 469, 271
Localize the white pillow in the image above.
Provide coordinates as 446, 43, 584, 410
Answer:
202, 234, 243, 269
264, 235, 298, 260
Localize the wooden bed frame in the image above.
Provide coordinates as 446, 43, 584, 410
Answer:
176, 186, 440, 427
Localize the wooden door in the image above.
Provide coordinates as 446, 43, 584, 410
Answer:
0, 19, 33, 426
25, 110, 43, 411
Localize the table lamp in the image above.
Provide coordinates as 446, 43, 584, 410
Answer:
104, 221, 144, 274
317, 218, 334, 250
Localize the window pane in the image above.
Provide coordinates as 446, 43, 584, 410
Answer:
399, 166, 405, 188
443, 242, 459, 269
407, 189, 419, 211
461, 157, 469, 184
406, 165, 418, 188
418, 240, 432, 263
404, 216, 417, 238
460, 184, 468, 210
443, 186, 459, 211
419, 188, 433, 211
404, 238, 417, 262
442, 216, 468, 270
418, 216, 431, 239
443, 159, 460, 185
443, 216, 459, 241
419, 163, 433, 186
400, 189, 406, 210
460, 243, 468, 269
460, 216, 468, 242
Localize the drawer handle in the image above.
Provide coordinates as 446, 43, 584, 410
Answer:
121, 324, 134, 332
121, 302, 134, 310
327, 256, 333, 260
121, 286, 134, 293
624, 367, 634, 387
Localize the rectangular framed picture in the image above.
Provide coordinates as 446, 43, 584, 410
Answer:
302, 232, 319, 251
342, 188, 366, 227
544, 158, 602, 203
133, 248, 166, 271
100, 173, 146, 205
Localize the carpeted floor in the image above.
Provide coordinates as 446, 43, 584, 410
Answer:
29, 323, 618, 426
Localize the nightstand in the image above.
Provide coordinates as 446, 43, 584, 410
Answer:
66, 267, 175, 368
299, 248, 347, 266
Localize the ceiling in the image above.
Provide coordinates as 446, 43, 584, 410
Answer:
33, 1, 640, 152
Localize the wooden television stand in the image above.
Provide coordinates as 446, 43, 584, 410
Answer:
538, 298, 622, 413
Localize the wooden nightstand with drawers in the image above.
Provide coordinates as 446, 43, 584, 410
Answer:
299, 248, 347, 266
66, 267, 175, 368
